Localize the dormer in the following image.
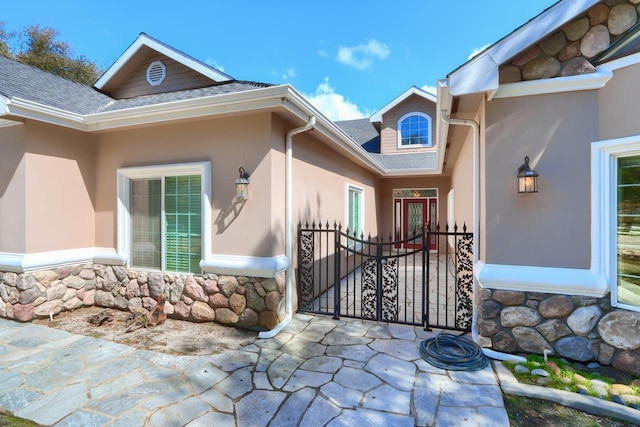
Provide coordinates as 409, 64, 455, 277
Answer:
370, 87, 437, 155
94, 33, 233, 99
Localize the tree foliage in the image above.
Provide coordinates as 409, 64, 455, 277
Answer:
0, 22, 101, 85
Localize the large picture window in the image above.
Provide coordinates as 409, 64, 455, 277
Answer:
118, 162, 211, 274
397, 112, 432, 148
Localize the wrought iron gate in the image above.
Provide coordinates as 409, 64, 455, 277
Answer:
297, 222, 473, 331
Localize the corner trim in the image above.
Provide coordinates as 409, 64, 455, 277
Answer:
475, 261, 608, 297
201, 254, 289, 278
492, 71, 613, 100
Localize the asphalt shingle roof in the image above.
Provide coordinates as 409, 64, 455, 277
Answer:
0, 56, 113, 114
336, 118, 438, 171
0, 55, 273, 115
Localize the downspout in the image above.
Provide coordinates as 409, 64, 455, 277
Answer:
440, 110, 524, 362
258, 115, 316, 339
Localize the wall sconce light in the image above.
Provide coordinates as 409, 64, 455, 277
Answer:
517, 156, 538, 193
235, 167, 250, 199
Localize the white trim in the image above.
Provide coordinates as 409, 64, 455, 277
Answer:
592, 134, 640, 311
0, 248, 125, 273
6, 97, 85, 130
95, 33, 231, 89
117, 161, 212, 272
370, 86, 436, 123
396, 112, 433, 149
492, 70, 613, 99
201, 254, 289, 277
596, 51, 640, 73
475, 261, 608, 297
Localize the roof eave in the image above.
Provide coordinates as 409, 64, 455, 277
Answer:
447, 0, 600, 96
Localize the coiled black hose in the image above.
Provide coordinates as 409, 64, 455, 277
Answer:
420, 333, 489, 371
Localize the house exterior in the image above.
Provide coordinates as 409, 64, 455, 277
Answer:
439, 0, 640, 374
0, 34, 447, 335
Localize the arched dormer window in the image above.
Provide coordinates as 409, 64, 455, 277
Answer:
397, 112, 432, 149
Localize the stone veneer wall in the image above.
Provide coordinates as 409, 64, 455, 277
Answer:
500, 0, 640, 83
477, 288, 640, 376
0, 264, 285, 330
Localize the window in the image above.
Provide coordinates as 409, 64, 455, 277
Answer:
346, 185, 364, 237
593, 136, 640, 311
617, 155, 640, 308
397, 112, 432, 148
118, 162, 211, 274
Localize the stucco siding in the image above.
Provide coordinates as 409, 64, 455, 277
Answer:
23, 122, 96, 253
112, 52, 214, 99
94, 113, 276, 257
484, 91, 597, 269
0, 124, 26, 253
380, 95, 436, 155
599, 62, 640, 141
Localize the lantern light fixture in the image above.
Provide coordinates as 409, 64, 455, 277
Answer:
517, 156, 538, 193
235, 167, 250, 199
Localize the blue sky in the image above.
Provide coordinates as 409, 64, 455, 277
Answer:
2, 1, 558, 120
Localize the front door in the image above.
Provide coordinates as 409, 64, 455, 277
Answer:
394, 196, 437, 250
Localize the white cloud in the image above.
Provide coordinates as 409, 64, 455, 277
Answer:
468, 44, 490, 60
205, 58, 225, 72
282, 68, 296, 80
305, 77, 367, 121
421, 85, 437, 95
317, 49, 329, 59
336, 39, 390, 70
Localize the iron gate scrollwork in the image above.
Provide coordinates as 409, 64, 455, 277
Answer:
297, 221, 473, 331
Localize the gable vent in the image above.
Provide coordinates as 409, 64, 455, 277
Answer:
146, 60, 166, 86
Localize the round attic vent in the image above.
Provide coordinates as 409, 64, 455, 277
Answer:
146, 60, 166, 86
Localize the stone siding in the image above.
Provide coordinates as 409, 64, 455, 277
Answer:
499, 0, 640, 83
477, 287, 640, 376
0, 264, 285, 330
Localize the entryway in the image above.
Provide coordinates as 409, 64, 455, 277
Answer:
393, 188, 438, 251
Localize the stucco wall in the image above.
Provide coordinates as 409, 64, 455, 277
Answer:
599, 62, 640, 141
0, 123, 26, 253
484, 91, 597, 269
23, 121, 96, 253
94, 113, 278, 257
380, 95, 437, 155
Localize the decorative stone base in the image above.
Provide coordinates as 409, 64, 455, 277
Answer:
477, 288, 640, 376
0, 264, 286, 331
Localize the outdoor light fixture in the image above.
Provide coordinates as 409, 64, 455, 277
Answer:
517, 156, 538, 193
235, 167, 250, 199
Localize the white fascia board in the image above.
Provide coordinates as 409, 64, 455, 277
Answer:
0, 94, 8, 115
370, 86, 437, 123
475, 261, 608, 297
448, 0, 599, 96
596, 51, 640, 72
6, 97, 85, 130
435, 80, 452, 173
95, 34, 231, 90
492, 70, 613, 99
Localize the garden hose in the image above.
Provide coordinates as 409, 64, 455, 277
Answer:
420, 333, 489, 371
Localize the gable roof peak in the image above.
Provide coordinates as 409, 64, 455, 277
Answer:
370, 86, 436, 123
94, 33, 233, 91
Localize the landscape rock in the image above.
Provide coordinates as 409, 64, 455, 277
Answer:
33, 270, 58, 286
589, 3, 610, 26
493, 290, 525, 306
493, 331, 516, 353
608, 4, 637, 35
562, 17, 590, 41
215, 308, 240, 324
16, 275, 35, 291
538, 296, 573, 318
13, 303, 34, 322
218, 276, 239, 297
512, 326, 551, 353
147, 273, 165, 298
184, 277, 207, 302
522, 56, 561, 80
540, 31, 566, 56
580, 25, 610, 58
613, 349, 640, 376
536, 319, 572, 342
555, 336, 594, 362
95, 290, 115, 308
34, 300, 63, 318
191, 301, 216, 321
561, 57, 596, 76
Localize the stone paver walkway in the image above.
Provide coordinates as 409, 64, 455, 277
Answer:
0, 313, 508, 426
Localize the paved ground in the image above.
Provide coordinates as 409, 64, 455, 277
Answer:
0, 313, 508, 426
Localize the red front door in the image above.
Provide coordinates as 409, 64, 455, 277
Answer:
395, 198, 437, 250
